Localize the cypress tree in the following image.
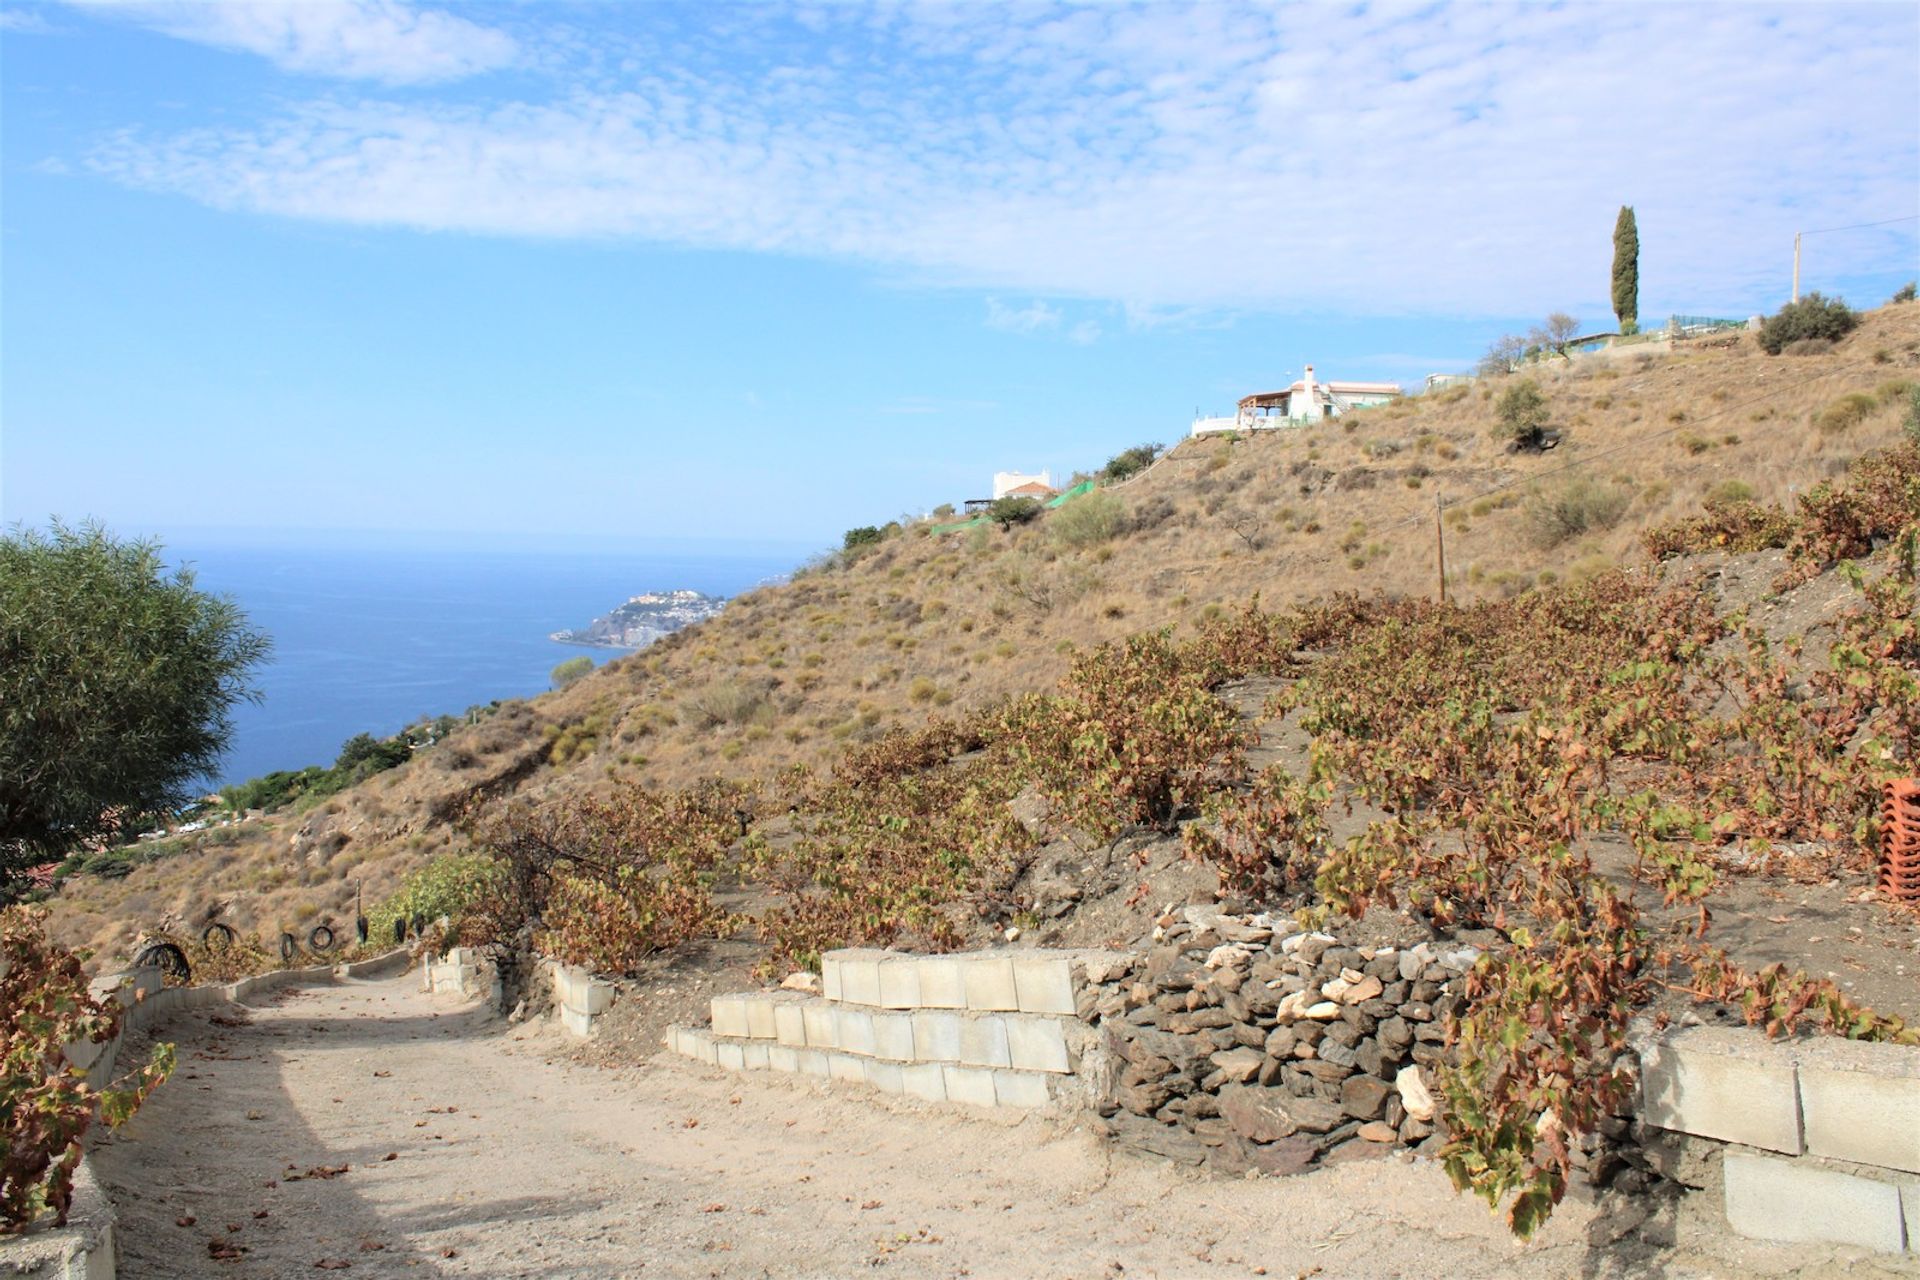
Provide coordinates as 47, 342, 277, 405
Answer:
1611, 206, 1639, 333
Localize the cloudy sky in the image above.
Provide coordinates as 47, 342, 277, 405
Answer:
4, 0, 1916, 550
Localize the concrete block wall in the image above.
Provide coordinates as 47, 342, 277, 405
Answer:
668, 948, 1129, 1112
550, 960, 617, 1038
422, 946, 492, 1000
1635, 1022, 1920, 1254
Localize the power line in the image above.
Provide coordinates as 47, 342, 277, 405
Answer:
1799, 214, 1920, 237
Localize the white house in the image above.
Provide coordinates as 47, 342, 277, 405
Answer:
992, 469, 1053, 499
1191, 365, 1403, 436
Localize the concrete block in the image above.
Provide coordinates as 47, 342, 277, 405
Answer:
835, 1006, 877, 1057
710, 994, 751, 1040
1794, 1036, 1920, 1174
796, 1049, 831, 1078
743, 996, 779, 1041
943, 1065, 999, 1108
560, 1006, 595, 1039
958, 1015, 1012, 1068
865, 1059, 905, 1094
963, 956, 1020, 1011
993, 1069, 1052, 1110
871, 1011, 916, 1061
832, 949, 887, 1007
912, 1011, 964, 1063
578, 977, 614, 1018
1638, 1027, 1801, 1154
900, 1062, 947, 1103
821, 953, 844, 1003
802, 1002, 839, 1050
63, 1036, 109, 1073
1723, 1152, 1907, 1253
1902, 1182, 1918, 1252
829, 1053, 867, 1085
915, 956, 967, 1009
768, 1045, 801, 1074
1012, 954, 1075, 1015
715, 1040, 747, 1072
878, 958, 922, 1009
773, 1001, 809, 1048
1005, 1016, 1070, 1073
741, 1041, 771, 1071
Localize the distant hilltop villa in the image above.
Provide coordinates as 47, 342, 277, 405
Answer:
1191, 364, 1403, 437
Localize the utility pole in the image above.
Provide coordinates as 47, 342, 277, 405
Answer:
1792, 232, 1801, 303
1435, 495, 1447, 605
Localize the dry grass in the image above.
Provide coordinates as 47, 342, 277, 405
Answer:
44, 303, 1920, 967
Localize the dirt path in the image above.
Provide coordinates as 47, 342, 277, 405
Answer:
88, 974, 1899, 1280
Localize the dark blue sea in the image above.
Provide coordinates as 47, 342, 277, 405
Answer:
160, 541, 801, 788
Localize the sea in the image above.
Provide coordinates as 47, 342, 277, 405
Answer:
161, 540, 802, 788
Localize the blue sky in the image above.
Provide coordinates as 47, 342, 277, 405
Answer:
3, 0, 1916, 555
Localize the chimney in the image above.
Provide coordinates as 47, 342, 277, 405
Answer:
1302, 364, 1316, 416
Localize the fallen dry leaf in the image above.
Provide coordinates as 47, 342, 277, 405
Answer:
252, 1210, 270, 1220
176, 1216, 196, 1228
207, 1239, 246, 1261
314, 1259, 352, 1270
381, 1152, 398, 1162
701, 1203, 726, 1214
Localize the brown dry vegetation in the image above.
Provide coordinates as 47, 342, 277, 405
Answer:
45, 303, 1920, 966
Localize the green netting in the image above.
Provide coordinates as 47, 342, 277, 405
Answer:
932, 516, 990, 534
1044, 480, 1096, 508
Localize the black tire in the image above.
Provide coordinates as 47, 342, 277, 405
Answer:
280, 932, 297, 964
200, 922, 237, 950
133, 941, 191, 983
308, 925, 335, 952
392, 918, 406, 945
356, 916, 369, 945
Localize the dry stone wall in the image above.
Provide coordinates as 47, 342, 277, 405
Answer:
1085, 907, 1472, 1174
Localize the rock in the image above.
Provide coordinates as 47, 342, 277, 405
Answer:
1396, 1065, 1436, 1121
1315, 1040, 1358, 1069
1319, 976, 1352, 1002
1008, 786, 1051, 837
1357, 1120, 1399, 1143
1340, 1075, 1393, 1121
1264, 1026, 1297, 1058
1354, 1038, 1390, 1079
1205, 944, 1251, 970
1256, 1055, 1286, 1087
1117, 1080, 1173, 1115
1399, 1116, 1434, 1142
1231, 1022, 1266, 1050
1210, 1047, 1264, 1083
1247, 1135, 1321, 1176
1280, 1096, 1348, 1133
1304, 1001, 1341, 1020
1322, 1138, 1394, 1165
780, 971, 822, 994
1320, 1019, 1361, 1048
1299, 1058, 1354, 1083
1398, 951, 1425, 982
1339, 974, 1384, 1005
1168, 1008, 1234, 1033
1294, 934, 1334, 966
1218, 1085, 1299, 1142
1377, 1015, 1414, 1052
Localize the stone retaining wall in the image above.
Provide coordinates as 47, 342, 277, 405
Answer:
1085, 907, 1472, 1174
667, 947, 1130, 1111
1635, 1022, 1919, 1254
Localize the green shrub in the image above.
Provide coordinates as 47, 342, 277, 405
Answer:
1757, 292, 1859, 355
1706, 479, 1756, 506
684, 680, 768, 729
1100, 443, 1162, 482
1496, 379, 1551, 449
986, 496, 1043, 529
1814, 392, 1878, 434
1892, 281, 1916, 304
843, 526, 884, 551
367, 853, 499, 942
550, 655, 594, 690
1525, 475, 1631, 548
1048, 490, 1125, 547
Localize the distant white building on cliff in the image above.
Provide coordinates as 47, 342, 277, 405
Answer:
1191, 365, 1403, 436
992, 469, 1054, 499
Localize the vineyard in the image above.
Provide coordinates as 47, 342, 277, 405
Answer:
12, 306, 1920, 1240
329, 437, 1920, 1235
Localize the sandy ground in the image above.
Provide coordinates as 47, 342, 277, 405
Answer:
82, 973, 1913, 1280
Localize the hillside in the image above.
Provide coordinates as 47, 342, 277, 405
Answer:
42, 301, 1920, 965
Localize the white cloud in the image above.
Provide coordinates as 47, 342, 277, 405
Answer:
77, 2, 1919, 317
68, 0, 515, 83
985, 298, 1063, 334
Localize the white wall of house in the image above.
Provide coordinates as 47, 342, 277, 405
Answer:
992, 470, 1052, 499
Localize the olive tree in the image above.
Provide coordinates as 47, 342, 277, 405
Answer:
0, 522, 269, 892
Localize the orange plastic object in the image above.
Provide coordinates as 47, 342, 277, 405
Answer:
1882, 779, 1920, 902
